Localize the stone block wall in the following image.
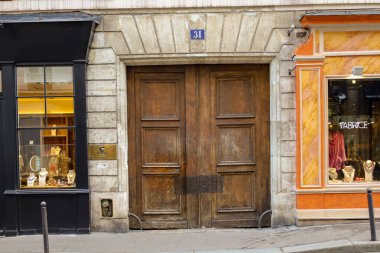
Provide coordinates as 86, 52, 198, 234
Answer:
87, 8, 307, 231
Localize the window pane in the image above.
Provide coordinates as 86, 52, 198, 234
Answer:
46, 66, 73, 96
17, 98, 45, 128
19, 128, 76, 188
17, 67, 44, 97
328, 79, 380, 184
46, 98, 74, 127
16, 66, 76, 190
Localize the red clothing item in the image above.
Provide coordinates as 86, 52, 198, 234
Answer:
329, 131, 346, 170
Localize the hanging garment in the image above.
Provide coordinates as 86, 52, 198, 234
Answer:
329, 131, 346, 170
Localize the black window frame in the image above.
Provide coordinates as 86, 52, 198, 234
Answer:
15, 63, 77, 190
0, 61, 88, 192
0, 67, 3, 96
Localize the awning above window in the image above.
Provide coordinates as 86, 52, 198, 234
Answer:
300, 9, 380, 28
0, 12, 101, 62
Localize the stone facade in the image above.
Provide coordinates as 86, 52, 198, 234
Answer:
1, 0, 378, 234
84, 8, 308, 231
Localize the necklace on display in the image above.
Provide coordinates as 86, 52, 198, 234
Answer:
345, 170, 353, 177
343, 166, 355, 182
27, 173, 37, 187
363, 160, 375, 171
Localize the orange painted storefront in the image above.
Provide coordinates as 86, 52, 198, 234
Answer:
295, 11, 380, 222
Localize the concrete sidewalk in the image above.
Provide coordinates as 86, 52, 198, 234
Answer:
1, 223, 380, 253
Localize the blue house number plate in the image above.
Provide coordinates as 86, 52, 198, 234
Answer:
190, 29, 205, 40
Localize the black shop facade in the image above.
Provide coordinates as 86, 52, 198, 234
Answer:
0, 12, 100, 236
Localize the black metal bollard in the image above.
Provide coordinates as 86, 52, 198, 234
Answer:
41, 201, 50, 253
367, 188, 377, 241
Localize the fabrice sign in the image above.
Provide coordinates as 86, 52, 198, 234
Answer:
339, 121, 369, 129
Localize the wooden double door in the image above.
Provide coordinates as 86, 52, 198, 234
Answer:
128, 65, 270, 229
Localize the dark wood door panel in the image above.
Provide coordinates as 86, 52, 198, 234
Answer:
128, 64, 270, 229
138, 73, 182, 121
217, 172, 256, 212
206, 65, 270, 228
142, 174, 182, 214
217, 124, 255, 165
141, 127, 181, 166
128, 67, 187, 229
216, 76, 255, 118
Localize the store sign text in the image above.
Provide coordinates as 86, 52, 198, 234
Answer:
339, 121, 368, 129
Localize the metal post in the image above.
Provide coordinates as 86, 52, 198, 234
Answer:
41, 201, 50, 253
367, 188, 377, 241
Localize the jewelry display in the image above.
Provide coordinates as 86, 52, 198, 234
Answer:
29, 155, 41, 172
51, 124, 57, 136
48, 157, 59, 177
39, 167, 48, 186
342, 166, 355, 183
50, 146, 56, 156
19, 155, 24, 171
328, 167, 338, 180
47, 178, 58, 187
59, 152, 71, 176
19, 114, 76, 189
27, 173, 37, 187
54, 146, 62, 156
363, 160, 375, 182
67, 170, 76, 185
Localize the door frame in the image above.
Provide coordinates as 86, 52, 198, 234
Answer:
127, 64, 271, 228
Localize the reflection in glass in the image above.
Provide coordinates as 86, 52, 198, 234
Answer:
47, 97, 74, 114
328, 79, 380, 184
18, 128, 76, 188
16, 65, 76, 189
17, 98, 45, 128
46, 66, 73, 96
46, 98, 74, 127
17, 67, 44, 97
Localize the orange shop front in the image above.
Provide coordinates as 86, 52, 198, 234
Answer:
295, 10, 380, 225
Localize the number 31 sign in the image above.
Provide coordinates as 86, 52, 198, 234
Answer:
190, 29, 205, 40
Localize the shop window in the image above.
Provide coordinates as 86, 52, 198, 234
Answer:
328, 79, 380, 184
17, 66, 76, 189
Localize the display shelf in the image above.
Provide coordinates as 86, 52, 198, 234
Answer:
21, 185, 76, 189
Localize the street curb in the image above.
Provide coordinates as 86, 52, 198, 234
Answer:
25, 240, 380, 253
353, 240, 380, 252
282, 239, 354, 253
282, 239, 380, 253
195, 249, 282, 253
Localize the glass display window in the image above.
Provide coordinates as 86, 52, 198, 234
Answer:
17, 66, 76, 189
328, 78, 380, 185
